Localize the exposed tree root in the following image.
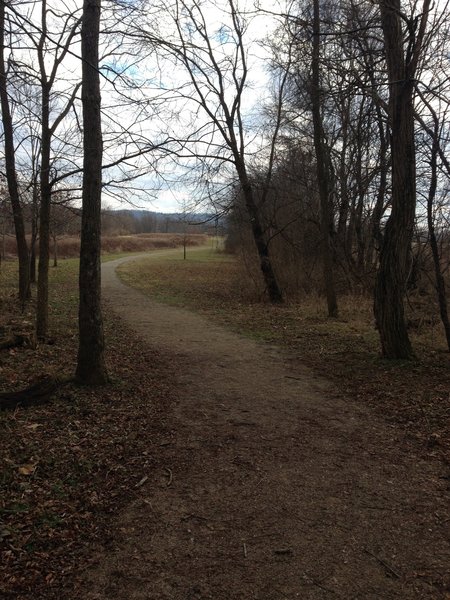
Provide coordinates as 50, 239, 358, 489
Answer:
0, 375, 59, 411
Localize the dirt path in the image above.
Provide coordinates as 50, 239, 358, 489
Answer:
84, 252, 449, 599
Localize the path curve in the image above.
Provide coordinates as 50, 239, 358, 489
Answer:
86, 252, 449, 599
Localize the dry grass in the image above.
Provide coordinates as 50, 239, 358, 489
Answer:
0, 233, 208, 260
100, 233, 207, 256
1, 235, 18, 257
117, 247, 243, 308
118, 250, 450, 465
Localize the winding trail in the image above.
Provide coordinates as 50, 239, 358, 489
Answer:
85, 250, 449, 599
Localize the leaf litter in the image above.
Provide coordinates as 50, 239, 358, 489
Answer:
0, 301, 177, 599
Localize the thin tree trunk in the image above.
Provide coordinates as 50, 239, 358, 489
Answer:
30, 240, 36, 283
427, 131, 450, 351
1, 207, 5, 264
367, 117, 389, 269
36, 0, 51, 338
336, 95, 350, 258
75, 0, 108, 385
36, 82, 51, 338
29, 185, 39, 284
311, 0, 338, 317
0, 3, 29, 305
53, 234, 57, 267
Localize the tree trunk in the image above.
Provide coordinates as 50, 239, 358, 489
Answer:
36, 82, 51, 338
0, 3, 30, 305
311, 0, 338, 317
427, 131, 450, 351
236, 165, 283, 303
53, 235, 58, 267
30, 213, 38, 283
0, 210, 4, 264
35, 0, 52, 338
30, 243, 36, 283
373, 0, 429, 359
246, 189, 282, 303
75, 0, 108, 385
367, 113, 389, 270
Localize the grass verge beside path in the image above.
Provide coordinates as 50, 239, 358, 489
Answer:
118, 249, 450, 465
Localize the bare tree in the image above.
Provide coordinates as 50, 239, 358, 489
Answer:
311, 0, 338, 316
0, 2, 29, 305
274, 0, 390, 295
135, 0, 286, 302
50, 193, 77, 267
425, 111, 450, 351
75, 0, 108, 385
34, 0, 82, 338
1, 0, 83, 334
373, 0, 432, 359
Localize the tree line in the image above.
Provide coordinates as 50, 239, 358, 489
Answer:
0, 203, 218, 249
221, 0, 450, 359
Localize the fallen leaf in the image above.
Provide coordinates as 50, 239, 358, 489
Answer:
18, 463, 38, 476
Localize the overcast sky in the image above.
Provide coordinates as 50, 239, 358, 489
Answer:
95, 0, 287, 213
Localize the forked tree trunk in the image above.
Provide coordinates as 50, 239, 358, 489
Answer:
75, 0, 108, 385
374, 0, 430, 359
0, 3, 30, 305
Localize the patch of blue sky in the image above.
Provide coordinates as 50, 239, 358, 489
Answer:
101, 60, 140, 79
215, 25, 233, 45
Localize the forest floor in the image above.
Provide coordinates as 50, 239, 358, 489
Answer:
1, 247, 449, 599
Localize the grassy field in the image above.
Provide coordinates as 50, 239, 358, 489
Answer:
117, 246, 445, 351
118, 248, 450, 463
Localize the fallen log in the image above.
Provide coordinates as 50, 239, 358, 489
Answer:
0, 376, 59, 411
